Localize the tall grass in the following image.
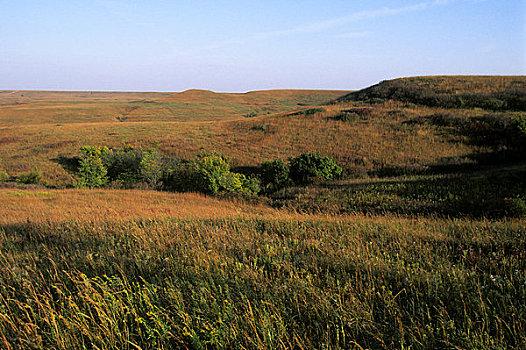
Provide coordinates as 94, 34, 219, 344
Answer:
0, 216, 524, 348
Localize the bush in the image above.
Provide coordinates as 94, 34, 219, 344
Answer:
17, 168, 42, 184
161, 160, 194, 192
0, 171, 8, 182
260, 159, 290, 191
289, 108, 325, 116
332, 111, 360, 122
102, 145, 143, 185
189, 153, 259, 195
289, 153, 342, 184
76, 146, 110, 188
508, 196, 526, 217
239, 175, 260, 195
508, 114, 526, 150
243, 112, 258, 118
77, 154, 108, 189
140, 149, 163, 188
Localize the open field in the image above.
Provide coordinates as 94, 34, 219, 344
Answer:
1, 76, 525, 348
0, 188, 291, 225
0, 89, 346, 125
0, 191, 524, 348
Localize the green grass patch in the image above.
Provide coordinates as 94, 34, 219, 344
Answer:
0, 217, 524, 348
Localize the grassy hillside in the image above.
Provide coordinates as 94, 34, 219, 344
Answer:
0, 99, 488, 186
337, 76, 526, 110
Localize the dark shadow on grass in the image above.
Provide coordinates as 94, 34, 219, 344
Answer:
51, 155, 81, 174
273, 163, 526, 218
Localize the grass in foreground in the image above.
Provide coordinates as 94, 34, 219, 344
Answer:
0, 191, 524, 349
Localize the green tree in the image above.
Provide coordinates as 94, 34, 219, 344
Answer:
190, 153, 259, 195
0, 171, 9, 182
260, 159, 290, 191
289, 153, 342, 184
140, 149, 163, 188
77, 146, 109, 188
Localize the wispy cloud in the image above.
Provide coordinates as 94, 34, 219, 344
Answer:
252, 0, 456, 39
335, 31, 371, 39
165, 0, 460, 60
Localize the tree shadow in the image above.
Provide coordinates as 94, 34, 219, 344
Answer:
51, 155, 81, 174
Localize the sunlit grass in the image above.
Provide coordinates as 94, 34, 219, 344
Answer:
0, 212, 524, 348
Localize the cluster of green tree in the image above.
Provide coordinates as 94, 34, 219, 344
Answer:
339, 79, 526, 111
260, 152, 342, 192
76, 146, 342, 196
76, 146, 259, 195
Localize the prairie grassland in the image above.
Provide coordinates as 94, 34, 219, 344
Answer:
0, 89, 346, 125
0, 188, 293, 225
1, 77, 525, 348
0, 208, 524, 349
0, 99, 483, 186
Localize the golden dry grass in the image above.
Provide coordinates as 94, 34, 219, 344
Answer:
0, 188, 295, 225
0, 89, 346, 125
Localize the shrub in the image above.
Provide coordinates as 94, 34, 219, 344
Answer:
289, 108, 325, 116
508, 196, 526, 217
17, 168, 42, 184
250, 124, 269, 131
77, 156, 108, 188
190, 153, 259, 195
332, 111, 360, 122
140, 149, 163, 188
80, 145, 110, 158
508, 114, 526, 150
102, 145, 143, 185
260, 159, 290, 191
243, 112, 258, 118
239, 175, 260, 195
190, 153, 231, 194
161, 160, 194, 192
0, 171, 8, 182
289, 153, 342, 184
76, 146, 110, 188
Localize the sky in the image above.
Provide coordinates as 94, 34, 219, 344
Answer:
0, 0, 525, 92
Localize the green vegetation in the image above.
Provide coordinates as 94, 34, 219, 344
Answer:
272, 166, 526, 218
260, 159, 291, 192
288, 107, 326, 116
188, 153, 260, 195
289, 152, 342, 185
16, 167, 42, 184
242, 112, 258, 118
139, 149, 163, 188
339, 76, 526, 111
0, 170, 8, 182
0, 217, 524, 349
74, 147, 262, 195
77, 146, 109, 188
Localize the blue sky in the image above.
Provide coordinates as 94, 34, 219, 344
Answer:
1, 0, 524, 91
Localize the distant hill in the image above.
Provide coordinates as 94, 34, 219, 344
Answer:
336, 76, 526, 111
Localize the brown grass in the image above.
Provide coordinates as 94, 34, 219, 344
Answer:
0, 188, 294, 225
